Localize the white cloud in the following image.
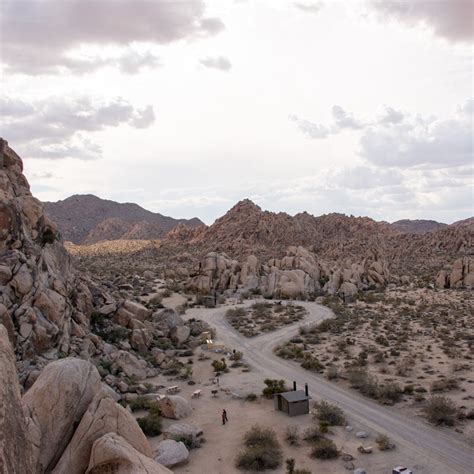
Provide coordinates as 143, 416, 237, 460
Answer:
1, 96, 155, 159
0, 0, 224, 75
293, 2, 324, 14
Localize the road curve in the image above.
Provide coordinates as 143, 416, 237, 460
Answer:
185, 300, 474, 473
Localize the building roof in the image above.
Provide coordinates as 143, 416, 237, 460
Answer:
277, 390, 311, 402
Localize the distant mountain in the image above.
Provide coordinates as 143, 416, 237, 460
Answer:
452, 217, 474, 229
43, 194, 204, 244
391, 219, 448, 234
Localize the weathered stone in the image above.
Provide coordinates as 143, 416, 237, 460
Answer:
22, 358, 102, 473
86, 433, 172, 474
0, 325, 35, 474
158, 395, 193, 420
53, 393, 151, 474
154, 439, 189, 467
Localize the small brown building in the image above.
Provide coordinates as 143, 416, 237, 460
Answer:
274, 382, 311, 417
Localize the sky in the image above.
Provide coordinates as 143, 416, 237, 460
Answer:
0, 0, 473, 224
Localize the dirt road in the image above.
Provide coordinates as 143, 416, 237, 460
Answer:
186, 300, 474, 473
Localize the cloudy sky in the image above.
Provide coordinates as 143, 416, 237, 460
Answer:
1, 0, 472, 224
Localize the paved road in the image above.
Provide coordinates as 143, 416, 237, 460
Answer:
186, 300, 474, 473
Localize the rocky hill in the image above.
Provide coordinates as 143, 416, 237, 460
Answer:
391, 219, 447, 234
43, 194, 204, 244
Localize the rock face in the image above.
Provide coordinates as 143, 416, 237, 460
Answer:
435, 257, 474, 289
158, 395, 193, 420
86, 433, 172, 474
187, 246, 390, 298
0, 139, 96, 359
154, 439, 189, 467
0, 325, 35, 474
22, 358, 102, 473
53, 393, 152, 474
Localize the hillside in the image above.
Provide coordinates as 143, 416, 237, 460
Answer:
43, 194, 204, 244
391, 219, 448, 234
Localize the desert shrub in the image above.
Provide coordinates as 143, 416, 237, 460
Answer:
236, 425, 282, 471
137, 407, 162, 436
310, 439, 339, 459
301, 355, 324, 372
423, 396, 457, 426
377, 382, 403, 405
285, 458, 311, 474
246, 393, 258, 402
430, 377, 460, 393
262, 379, 288, 398
212, 358, 227, 372
313, 401, 346, 426
230, 351, 243, 361
302, 426, 324, 443
325, 365, 340, 380
284, 426, 300, 445
375, 433, 395, 451
172, 433, 201, 449
129, 397, 156, 412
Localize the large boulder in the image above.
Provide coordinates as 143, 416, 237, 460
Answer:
22, 358, 102, 473
162, 422, 203, 441
170, 325, 190, 344
123, 300, 151, 321
52, 393, 152, 474
158, 395, 192, 420
154, 439, 189, 467
86, 433, 172, 474
111, 350, 147, 380
0, 325, 35, 474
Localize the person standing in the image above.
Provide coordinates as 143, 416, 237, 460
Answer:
222, 409, 228, 425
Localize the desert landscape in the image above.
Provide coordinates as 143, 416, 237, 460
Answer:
1, 1, 473, 474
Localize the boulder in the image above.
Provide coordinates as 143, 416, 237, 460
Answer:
339, 282, 358, 298
52, 393, 151, 474
162, 422, 203, 441
123, 300, 151, 321
154, 439, 189, 467
111, 350, 147, 380
170, 325, 190, 344
158, 395, 192, 420
86, 433, 172, 474
0, 325, 36, 474
22, 358, 102, 473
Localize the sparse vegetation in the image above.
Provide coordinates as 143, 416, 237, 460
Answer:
236, 425, 283, 471
310, 439, 339, 459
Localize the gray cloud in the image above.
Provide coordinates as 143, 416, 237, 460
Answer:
332, 105, 364, 129
377, 106, 404, 125
360, 100, 473, 168
0, 0, 224, 75
370, 0, 474, 43
294, 2, 323, 14
0, 95, 155, 159
199, 56, 232, 71
288, 114, 331, 138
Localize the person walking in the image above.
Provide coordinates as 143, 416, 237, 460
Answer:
222, 409, 228, 425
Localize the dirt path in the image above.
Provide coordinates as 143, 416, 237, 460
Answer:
185, 300, 474, 473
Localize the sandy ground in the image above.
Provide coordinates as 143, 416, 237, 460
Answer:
133, 297, 473, 473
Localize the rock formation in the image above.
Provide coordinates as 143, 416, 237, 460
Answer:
435, 257, 474, 289
187, 245, 390, 298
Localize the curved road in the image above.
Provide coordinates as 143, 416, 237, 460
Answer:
186, 300, 473, 473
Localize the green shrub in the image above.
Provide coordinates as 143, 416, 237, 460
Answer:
423, 396, 457, 426
137, 410, 162, 436
212, 358, 227, 372
310, 439, 339, 459
236, 425, 282, 471
262, 379, 288, 398
313, 401, 346, 426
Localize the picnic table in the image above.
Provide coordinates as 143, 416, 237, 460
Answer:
166, 385, 180, 394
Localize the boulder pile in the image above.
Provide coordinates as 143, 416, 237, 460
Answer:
187, 245, 390, 298
435, 257, 474, 289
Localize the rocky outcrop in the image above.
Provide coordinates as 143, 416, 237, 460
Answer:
22, 358, 102, 473
187, 246, 390, 298
154, 439, 189, 467
158, 395, 193, 420
0, 325, 35, 474
53, 393, 152, 474
0, 139, 96, 359
86, 433, 172, 474
435, 257, 474, 289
